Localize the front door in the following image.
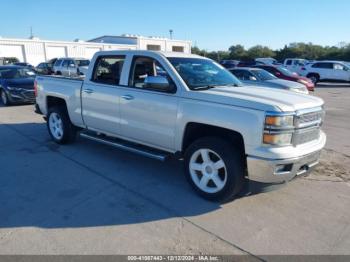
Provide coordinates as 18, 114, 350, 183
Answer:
333, 63, 350, 81
119, 56, 179, 151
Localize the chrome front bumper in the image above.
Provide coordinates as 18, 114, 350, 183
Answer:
247, 150, 321, 184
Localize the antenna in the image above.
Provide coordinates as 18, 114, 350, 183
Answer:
169, 29, 173, 39
30, 26, 33, 38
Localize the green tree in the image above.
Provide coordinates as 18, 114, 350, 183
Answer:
246, 45, 275, 59
228, 44, 246, 60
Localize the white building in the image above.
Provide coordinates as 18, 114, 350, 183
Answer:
0, 35, 191, 66
88, 34, 192, 53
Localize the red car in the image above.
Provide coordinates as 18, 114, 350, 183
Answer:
252, 65, 315, 91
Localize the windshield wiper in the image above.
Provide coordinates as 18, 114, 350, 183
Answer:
191, 85, 218, 91
192, 84, 239, 91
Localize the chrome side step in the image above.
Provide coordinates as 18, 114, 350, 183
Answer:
80, 132, 170, 161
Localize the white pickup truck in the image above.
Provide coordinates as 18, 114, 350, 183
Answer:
35, 50, 326, 201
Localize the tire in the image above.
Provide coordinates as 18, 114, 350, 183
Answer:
1, 90, 11, 106
184, 137, 245, 202
307, 74, 319, 84
56, 71, 62, 76
47, 106, 77, 144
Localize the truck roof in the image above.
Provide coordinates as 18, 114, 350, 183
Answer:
93, 50, 205, 59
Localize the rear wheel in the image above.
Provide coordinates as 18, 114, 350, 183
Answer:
1, 90, 10, 106
184, 137, 245, 202
47, 106, 77, 144
307, 74, 319, 84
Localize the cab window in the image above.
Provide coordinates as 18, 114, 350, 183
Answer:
92, 56, 125, 85
62, 60, 70, 67
128, 56, 175, 93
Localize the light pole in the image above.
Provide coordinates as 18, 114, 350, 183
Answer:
169, 29, 173, 39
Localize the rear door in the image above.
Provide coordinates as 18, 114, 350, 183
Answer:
312, 62, 333, 80
118, 55, 179, 151
81, 55, 126, 135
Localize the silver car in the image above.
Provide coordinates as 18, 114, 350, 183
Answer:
53, 58, 90, 77
230, 68, 309, 94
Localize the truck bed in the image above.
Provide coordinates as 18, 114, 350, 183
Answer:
35, 75, 85, 127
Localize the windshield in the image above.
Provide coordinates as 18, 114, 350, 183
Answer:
0, 68, 36, 79
277, 66, 298, 77
167, 57, 242, 89
76, 60, 90, 67
251, 69, 276, 81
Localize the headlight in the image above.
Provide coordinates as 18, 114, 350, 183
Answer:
265, 115, 294, 127
264, 113, 295, 146
263, 133, 293, 146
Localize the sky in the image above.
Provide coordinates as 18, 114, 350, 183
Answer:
1, 0, 349, 51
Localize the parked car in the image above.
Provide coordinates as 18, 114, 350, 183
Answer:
301, 61, 350, 84
0, 66, 36, 105
230, 68, 308, 94
252, 65, 315, 91
237, 60, 264, 67
255, 58, 281, 65
35, 62, 54, 75
283, 58, 308, 74
35, 50, 326, 202
53, 58, 90, 77
0, 57, 19, 66
13, 62, 34, 69
220, 60, 239, 69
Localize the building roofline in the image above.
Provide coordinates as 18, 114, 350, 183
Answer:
0, 37, 136, 47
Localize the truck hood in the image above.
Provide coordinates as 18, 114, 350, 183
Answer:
183, 85, 323, 112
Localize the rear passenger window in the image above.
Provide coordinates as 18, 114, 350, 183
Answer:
92, 56, 125, 85
286, 60, 292, 65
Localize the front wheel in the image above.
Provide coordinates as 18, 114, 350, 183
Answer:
1, 90, 11, 106
184, 137, 245, 202
47, 106, 77, 144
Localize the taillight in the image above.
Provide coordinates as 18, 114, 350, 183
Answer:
34, 80, 38, 97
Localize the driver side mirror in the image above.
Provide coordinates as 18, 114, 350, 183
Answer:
144, 76, 174, 92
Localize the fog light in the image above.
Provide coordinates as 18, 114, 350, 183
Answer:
274, 164, 293, 174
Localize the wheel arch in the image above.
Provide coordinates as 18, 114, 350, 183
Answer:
307, 72, 320, 78
182, 122, 245, 155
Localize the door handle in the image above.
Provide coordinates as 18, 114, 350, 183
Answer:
83, 89, 94, 94
121, 94, 134, 100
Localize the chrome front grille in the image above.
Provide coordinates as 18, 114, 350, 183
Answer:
293, 107, 324, 145
295, 109, 324, 128
293, 128, 320, 145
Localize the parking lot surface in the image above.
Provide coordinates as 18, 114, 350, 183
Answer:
0, 85, 349, 256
